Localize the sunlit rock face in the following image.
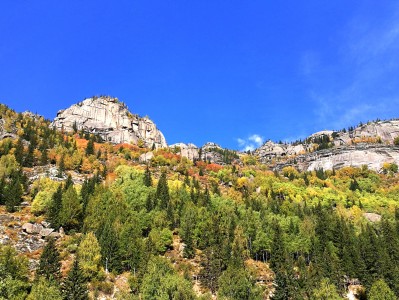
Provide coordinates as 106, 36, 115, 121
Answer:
52, 96, 167, 148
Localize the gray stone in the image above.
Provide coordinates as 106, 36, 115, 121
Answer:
22, 223, 43, 234
48, 232, 61, 239
52, 96, 167, 148
40, 228, 54, 238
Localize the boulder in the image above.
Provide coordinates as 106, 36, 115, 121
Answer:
22, 223, 43, 234
40, 228, 54, 238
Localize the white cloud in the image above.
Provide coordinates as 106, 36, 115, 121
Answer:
304, 4, 399, 130
237, 134, 264, 152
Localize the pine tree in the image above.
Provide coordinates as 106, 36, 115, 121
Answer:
57, 155, 65, 178
47, 185, 63, 229
98, 221, 121, 272
85, 137, 94, 156
14, 138, 24, 165
0, 176, 5, 205
144, 165, 152, 187
270, 222, 285, 270
5, 173, 23, 212
156, 171, 170, 210
37, 238, 61, 282
62, 259, 88, 300
64, 174, 73, 191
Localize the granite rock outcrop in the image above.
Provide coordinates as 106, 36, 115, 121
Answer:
52, 96, 167, 148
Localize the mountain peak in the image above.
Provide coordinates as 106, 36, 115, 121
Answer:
52, 96, 167, 148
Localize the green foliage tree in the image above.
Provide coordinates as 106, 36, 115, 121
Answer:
47, 185, 63, 229
60, 185, 82, 231
77, 232, 102, 279
218, 264, 262, 300
141, 256, 196, 300
311, 278, 341, 300
368, 279, 396, 300
156, 171, 170, 210
62, 259, 88, 300
5, 172, 23, 212
85, 137, 94, 156
0, 245, 29, 300
36, 238, 61, 282
27, 277, 63, 300
144, 165, 152, 187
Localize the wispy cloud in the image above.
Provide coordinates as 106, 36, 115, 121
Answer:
237, 134, 264, 151
303, 3, 399, 130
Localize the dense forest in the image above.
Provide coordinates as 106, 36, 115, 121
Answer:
1, 103, 399, 299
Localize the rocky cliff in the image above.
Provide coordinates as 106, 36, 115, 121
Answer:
276, 145, 399, 172
255, 120, 399, 172
52, 96, 167, 148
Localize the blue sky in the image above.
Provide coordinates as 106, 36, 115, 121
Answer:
1, 1, 399, 150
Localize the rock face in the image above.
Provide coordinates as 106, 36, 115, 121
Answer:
276, 145, 399, 172
335, 120, 399, 145
169, 143, 200, 161
254, 141, 307, 162
255, 120, 399, 172
52, 96, 167, 148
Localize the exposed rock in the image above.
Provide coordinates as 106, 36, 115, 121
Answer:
0, 214, 15, 224
255, 141, 307, 162
139, 151, 154, 163
276, 145, 399, 172
41, 221, 50, 228
336, 120, 399, 145
201, 142, 239, 165
52, 96, 167, 148
363, 212, 382, 223
256, 120, 399, 171
169, 143, 199, 161
22, 223, 44, 234
49, 232, 61, 239
40, 228, 54, 238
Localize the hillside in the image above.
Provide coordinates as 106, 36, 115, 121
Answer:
1, 100, 399, 299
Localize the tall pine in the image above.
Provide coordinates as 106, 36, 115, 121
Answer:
37, 238, 61, 282
62, 259, 88, 300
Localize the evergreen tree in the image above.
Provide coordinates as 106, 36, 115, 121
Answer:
64, 174, 73, 191
57, 155, 65, 178
23, 142, 35, 167
36, 238, 61, 282
199, 247, 223, 293
14, 138, 24, 165
368, 279, 396, 300
85, 137, 94, 156
270, 222, 285, 270
0, 176, 5, 205
47, 185, 63, 229
62, 259, 88, 300
5, 173, 23, 212
28, 276, 62, 300
156, 171, 170, 210
98, 221, 121, 272
143, 165, 152, 187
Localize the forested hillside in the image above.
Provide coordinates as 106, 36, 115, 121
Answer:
1, 103, 399, 299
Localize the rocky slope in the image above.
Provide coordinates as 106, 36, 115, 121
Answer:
52, 96, 167, 148
255, 120, 399, 172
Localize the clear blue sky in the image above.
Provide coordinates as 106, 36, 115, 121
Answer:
1, 1, 399, 150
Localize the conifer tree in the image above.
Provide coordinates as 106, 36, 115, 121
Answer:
143, 165, 152, 187
5, 173, 23, 212
57, 155, 65, 178
85, 137, 94, 156
156, 171, 170, 210
37, 238, 61, 282
47, 185, 63, 229
14, 138, 24, 165
0, 176, 5, 205
62, 259, 88, 300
